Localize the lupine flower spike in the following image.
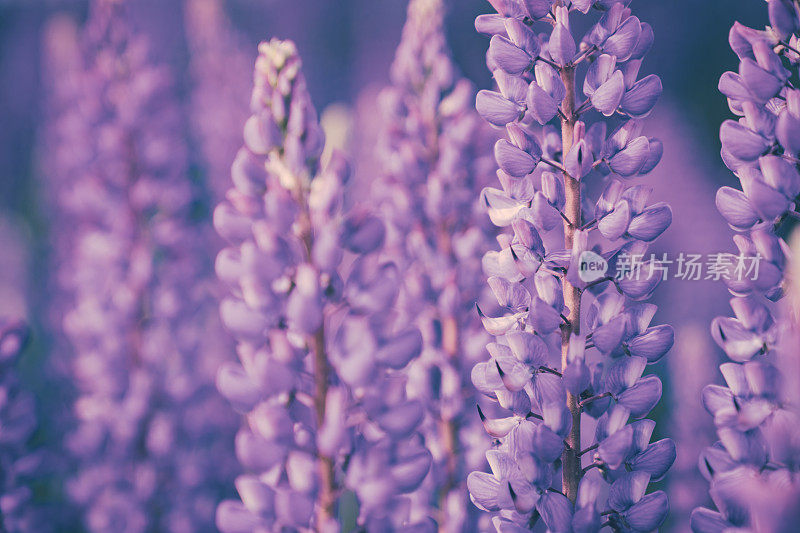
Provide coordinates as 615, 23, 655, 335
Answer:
214, 39, 431, 531
0, 320, 42, 531
374, 0, 496, 529
691, 1, 800, 530
469, 1, 675, 531
184, 0, 253, 203
47, 1, 237, 529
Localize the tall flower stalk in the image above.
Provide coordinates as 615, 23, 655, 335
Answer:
468, 1, 675, 531
46, 1, 236, 530
184, 0, 253, 203
214, 39, 431, 531
0, 319, 42, 531
373, 0, 495, 529
691, 1, 800, 530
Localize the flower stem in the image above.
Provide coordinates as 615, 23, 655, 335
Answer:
312, 326, 337, 527
298, 198, 337, 529
559, 63, 582, 504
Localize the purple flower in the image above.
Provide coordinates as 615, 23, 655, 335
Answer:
367, 0, 498, 529
44, 2, 237, 530
213, 39, 430, 531
692, 4, 800, 531
468, 2, 674, 531
184, 0, 254, 203
0, 320, 43, 531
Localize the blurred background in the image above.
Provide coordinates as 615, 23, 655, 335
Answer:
0, 0, 769, 530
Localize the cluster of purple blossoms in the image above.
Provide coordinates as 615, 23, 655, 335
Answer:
0, 320, 41, 531
184, 0, 254, 203
467, 1, 676, 531
691, 1, 800, 531
213, 39, 432, 532
373, 0, 497, 529
46, 1, 236, 530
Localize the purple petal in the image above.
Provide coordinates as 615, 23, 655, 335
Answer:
505, 18, 541, 55
549, 23, 576, 66
235, 430, 286, 472
710, 317, 764, 362
495, 139, 538, 177
489, 35, 532, 75
720, 120, 770, 161
617, 375, 662, 418
690, 508, 731, 533
482, 248, 524, 282
716, 186, 760, 229
512, 219, 545, 255
532, 424, 565, 462
529, 297, 562, 334
623, 491, 669, 531
563, 360, 590, 395
631, 22, 654, 59
591, 316, 626, 354
376, 329, 422, 369
524, 0, 554, 19
392, 450, 432, 492
608, 471, 650, 512
759, 154, 800, 197
739, 58, 782, 102
740, 169, 790, 219
621, 74, 661, 117
496, 70, 530, 104
219, 299, 268, 341
631, 439, 676, 481
603, 16, 642, 60
471, 361, 504, 395
618, 258, 662, 300
768, 0, 800, 39
542, 402, 572, 438
467, 472, 502, 512
475, 14, 508, 36
230, 148, 268, 197
536, 491, 574, 532
572, 507, 600, 533
565, 139, 594, 179
529, 192, 561, 231
479, 409, 520, 438
584, 54, 617, 96
487, 0, 526, 17
376, 400, 425, 438
341, 212, 385, 254
216, 500, 261, 533
719, 71, 753, 102
477, 90, 522, 126
591, 70, 625, 116
626, 324, 674, 362
598, 201, 632, 240
627, 202, 672, 242
217, 363, 262, 412
526, 81, 560, 125
598, 425, 634, 469
235, 476, 275, 515
638, 138, 663, 174
505, 330, 550, 367
609, 136, 650, 176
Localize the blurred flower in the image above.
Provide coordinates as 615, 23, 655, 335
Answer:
469, 1, 674, 531
213, 38, 431, 531
693, 5, 800, 529
368, 0, 497, 529
0, 320, 45, 532
184, 0, 253, 203
43, 2, 237, 531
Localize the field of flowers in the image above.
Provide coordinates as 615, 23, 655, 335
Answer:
0, 0, 798, 531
